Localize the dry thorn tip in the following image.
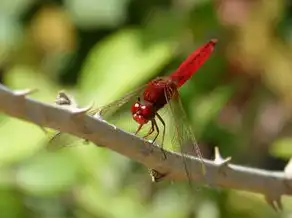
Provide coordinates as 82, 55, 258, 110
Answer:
14, 88, 38, 97
149, 169, 166, 183
72, 104, 93, 116
284, 158, 292, 179
13, 88, 45, 133
214, 146, 232, 167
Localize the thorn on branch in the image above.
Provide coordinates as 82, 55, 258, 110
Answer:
284, 159, 292, 192
13, 88, 47, 133
1, 83, 292, 204
14, 88, 38, 97
71, 104, 93, 117
214, 147, 231, 174
265, 194, 282, 212
149, 169, 166, 183
55, 90, 94, 117
54, 91, 95, 135
284, 159, 292, 179
214, 147, 232, 166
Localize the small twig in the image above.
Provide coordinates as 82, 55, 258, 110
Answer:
0, 84, 291, 208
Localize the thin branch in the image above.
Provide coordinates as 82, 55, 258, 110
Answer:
0, 84, 291, 208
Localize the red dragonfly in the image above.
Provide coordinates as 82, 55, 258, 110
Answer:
90, 39, 217, 179
49, 39, 217, 181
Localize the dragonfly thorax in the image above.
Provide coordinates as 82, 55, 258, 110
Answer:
131, 100, 155, 124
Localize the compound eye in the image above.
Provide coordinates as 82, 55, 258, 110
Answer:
140, 105, 152, 116
131, 102, 140, 113
133, 114, 148, 124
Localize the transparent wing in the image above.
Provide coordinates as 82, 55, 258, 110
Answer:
88, 85, 146, 120
164, 86, 206, 178
46, 131, 89, 151
47, 86, 147, 150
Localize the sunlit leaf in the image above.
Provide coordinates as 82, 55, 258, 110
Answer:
142, 9, 185, 44
78, 29, 173, 106
0, 67, 64, 165
65, 0, 130, 28
4, 66, 60, 102
0, 118, 45, 166
76, 183, 145, 218
16, 152, 80, 195
192, 85, 234, 134
270, 137, 292, 158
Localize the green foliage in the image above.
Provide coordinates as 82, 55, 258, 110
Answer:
0, 0, 290, 217
270, 137, 292, 159
78, 29, 173, 105
17, 152, 80, 195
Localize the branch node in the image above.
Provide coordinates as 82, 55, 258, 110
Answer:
55, 91, 94, 117
265, 194, 282, 212
214, 147, 232, 169
54, 91, 78, 114
55, 90, 77, 107
14, 88, 38, 97
149, 169, 166, 183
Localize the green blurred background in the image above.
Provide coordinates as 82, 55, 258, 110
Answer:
0, 0, 292, 217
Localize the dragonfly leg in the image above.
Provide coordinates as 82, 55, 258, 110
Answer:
49, 131, 62, 144
152, 119, 159, 143
47, 131, 73, 151
143, 123, 155, 139
156, 113, 165, 148
152, 118, 167, 160
135, 124, 144, 135
155, 113, 167, 160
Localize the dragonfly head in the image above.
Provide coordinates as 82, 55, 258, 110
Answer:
131, 98, 154, 124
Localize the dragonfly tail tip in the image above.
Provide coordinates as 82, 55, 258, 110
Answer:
211, 39, 218, 45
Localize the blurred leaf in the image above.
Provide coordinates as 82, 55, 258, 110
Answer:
282, 196, 292, 212
227, 191, 271, 216
192, 85, 234, 134
0, 187, 26, 218
4, 66, 60, 102
75, 182, 143, 218
65, 0, 130, 28
151, 188, 190, 218
78, 29, 173, 106
189, 54, 226, 93
0, 17, 21, 51
197, 201, 219, 218
142, 9, 185, 44
0, 118, 44, 166
0, 67, 64, 166
0, 0, 35, 16
270, 137, 292, 158
0, 168, 15, 188
17, 152, 79, 195
189, 2, 219, 39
